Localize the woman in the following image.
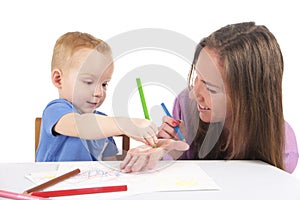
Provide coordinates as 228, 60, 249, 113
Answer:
120, 22, 298, 173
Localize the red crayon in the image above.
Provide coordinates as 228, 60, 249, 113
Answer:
31, 185, 128, 198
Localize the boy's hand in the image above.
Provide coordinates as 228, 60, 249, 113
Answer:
115, 117, 158, 146
120, 139, 189, 173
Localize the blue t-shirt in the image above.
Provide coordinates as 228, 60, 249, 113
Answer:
36, 99, 118, 162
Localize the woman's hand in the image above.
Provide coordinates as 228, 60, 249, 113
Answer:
158, 116, 186, 140
120, 139, 189, 173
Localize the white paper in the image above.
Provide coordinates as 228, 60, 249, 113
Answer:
25, 161, 220, 199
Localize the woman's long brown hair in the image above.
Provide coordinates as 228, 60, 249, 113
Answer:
189, 22, 285, 170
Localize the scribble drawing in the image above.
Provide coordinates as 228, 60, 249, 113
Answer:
69, 167, 122, 183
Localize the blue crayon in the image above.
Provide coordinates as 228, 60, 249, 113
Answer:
160, 103, 186, 141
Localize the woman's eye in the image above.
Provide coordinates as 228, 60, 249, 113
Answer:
200, 79, 218, 94
207, 88, 217, 94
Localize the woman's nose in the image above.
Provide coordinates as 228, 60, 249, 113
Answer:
192, 77, 205, 101
191, 87, 205, 102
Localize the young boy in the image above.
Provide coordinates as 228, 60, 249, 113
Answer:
36, 32, 158, 162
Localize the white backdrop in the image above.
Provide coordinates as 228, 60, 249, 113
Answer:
0, 0, 299, 178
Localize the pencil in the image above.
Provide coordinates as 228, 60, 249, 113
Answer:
31, 185, 128, 198
161, 103, 186, 141
136, 78, 150, 120
0, 189, 48, 200
24, 168, 80, 194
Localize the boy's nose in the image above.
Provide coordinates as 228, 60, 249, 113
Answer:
93, 85, 103, 97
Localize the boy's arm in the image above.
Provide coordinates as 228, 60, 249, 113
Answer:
54, 113, 121, 138
54, 112, 158, 145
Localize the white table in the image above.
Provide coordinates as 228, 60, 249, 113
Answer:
1, 160, 300, 200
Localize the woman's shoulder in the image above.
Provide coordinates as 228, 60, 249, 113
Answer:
284, 121, 299, 173
284, 121, 298, 148
176, 87, 190, 99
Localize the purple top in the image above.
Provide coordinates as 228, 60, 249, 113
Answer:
172, 88, 299, 173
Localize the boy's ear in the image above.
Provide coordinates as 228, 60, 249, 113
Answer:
51, 69, 62, 88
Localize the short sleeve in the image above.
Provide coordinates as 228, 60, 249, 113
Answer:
284, 121, 299, 173
42, 99, 74, 136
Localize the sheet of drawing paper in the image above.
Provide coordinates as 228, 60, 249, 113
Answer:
26, 161, 220, 199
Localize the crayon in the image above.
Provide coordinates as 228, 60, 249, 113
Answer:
24, 168, 80, 194
161, 102, 186, 141
136, 78, 157, 148
0, 189, 48, 200
136, 78, 150, 120
31, 185, 128, 198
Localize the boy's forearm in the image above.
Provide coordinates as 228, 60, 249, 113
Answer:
54, 113, 123, 139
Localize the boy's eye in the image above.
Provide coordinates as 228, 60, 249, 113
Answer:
83, 80, 93, 85
102, 82, 109, 87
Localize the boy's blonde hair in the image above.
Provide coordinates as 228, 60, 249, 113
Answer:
51, 32, 112, 71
